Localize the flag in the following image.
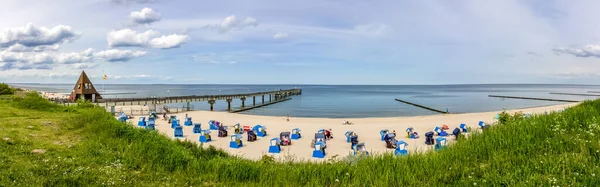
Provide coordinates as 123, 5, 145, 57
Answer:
103, 74, 107, 80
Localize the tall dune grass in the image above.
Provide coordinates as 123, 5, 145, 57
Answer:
1, 93, 599, 186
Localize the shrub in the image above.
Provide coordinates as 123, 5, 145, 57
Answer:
12, 91, 62, 111
0, 83, 15, 95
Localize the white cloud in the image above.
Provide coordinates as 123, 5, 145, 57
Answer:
0, 23, 80, 48
107, 29, 160, 47
71, 63, 98, 69
93, 49, 146, 62
0, 49, 94, 70
130, 8, 161, 25
148, 34, 188, 49
273, 32, 288, 39
207, 15, 258, 33
553, 45, 600, 58
107, 29, 188, 49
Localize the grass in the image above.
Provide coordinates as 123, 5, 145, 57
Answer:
1, 92, 600, 186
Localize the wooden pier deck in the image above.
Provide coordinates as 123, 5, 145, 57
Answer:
488, 95, 579, 102
95, 88, 302, 111
549, 92, 600, 97
394, 98, 449, 114
230, 98, 292, 113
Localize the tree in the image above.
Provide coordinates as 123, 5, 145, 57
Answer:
0, 83, 15, 95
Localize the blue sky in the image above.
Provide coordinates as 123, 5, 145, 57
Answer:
1, 0, 600, 85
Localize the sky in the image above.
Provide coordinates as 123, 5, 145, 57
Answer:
1, 0, 600, 85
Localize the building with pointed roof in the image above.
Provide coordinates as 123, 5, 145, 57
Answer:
70, 71, 102, 102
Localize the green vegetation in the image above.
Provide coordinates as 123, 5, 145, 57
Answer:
1, 92, 600, 186
0, 83, 15, 96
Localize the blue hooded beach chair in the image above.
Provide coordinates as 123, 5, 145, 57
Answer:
138, 117, 146, 126
174, 126, 183, 138
199, 130, 211, 142
353, 143, 369, 156
380, 129, 389, 141
291, 128, 301, 139
229, 134, 243, 148
459, 123, 468, 133
434, 126, 447, 136
253, 125, 267, 137
269, 138, 281, 153
193, 123, 202, 133
312, 142, 326, 158
184, 117, 193, 126
345, 131, 354, 143
435, 137, 447, 151
395, 141, 408, 156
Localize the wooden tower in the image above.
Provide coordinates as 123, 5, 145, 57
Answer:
70, 71, 102, 102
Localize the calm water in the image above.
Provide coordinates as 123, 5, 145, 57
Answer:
10, 84, 600, 118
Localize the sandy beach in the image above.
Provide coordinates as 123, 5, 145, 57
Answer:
131, 102, 578, 162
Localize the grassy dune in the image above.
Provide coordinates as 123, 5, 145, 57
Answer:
1, 92, 599, 186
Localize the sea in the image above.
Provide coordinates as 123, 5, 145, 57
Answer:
9, 84, 600, 118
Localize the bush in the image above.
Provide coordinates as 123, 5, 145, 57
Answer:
0, 83, 15, 95
12, 91, 62, 111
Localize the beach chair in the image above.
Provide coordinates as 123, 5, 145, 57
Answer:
118, 112, 128, 122
317, 129, 326, 134
350, 135, 359, 149
149, 112, 157, 119
345, 131, 354, 143
269, 138, 281, 153
353, 143, 369, 156
280, 132, 292, 146
425, 132, 435, 145
435, 137, 447, 151
193, 123, 202, 134
311, 133, 327, 149
229, 134, 243, 149
247, 130, 257, 142
199, 130, 212, 142
395, 141, 408, 156
243, 125, 251, 133
169, 115, 176, 124
460, 123, 468, 133
380, 129, 389, 141
434, 126, 448, 136
494, 114, 500, 119
385, 133, 398, 149
138, 117, 146, 126
312, 142, 326, 158
174, 126, 183, 138
406, 128, 413, 138
209, 120, 219, 130
234, 123, 243, 134
184, 117, 193, 126
171, 119, 180, 129
253, 125, 267, 137
291, 128, 301, 139
145, 121, 155, 130
478, 121, 488, 129
452, 128, 461, 140
218, 126, 228, 137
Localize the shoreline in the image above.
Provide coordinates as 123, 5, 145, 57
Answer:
133, 102, 578, 162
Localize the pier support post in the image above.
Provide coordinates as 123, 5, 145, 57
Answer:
241, 97, 246, 108
208, 99, 216, 111
262, 95, 265, 103
269, 94, 272, 102
226, 98, 233, 111
253, 96, 256, 106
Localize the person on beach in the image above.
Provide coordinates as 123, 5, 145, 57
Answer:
287, 114, 290, 121
163, 113, 167, 121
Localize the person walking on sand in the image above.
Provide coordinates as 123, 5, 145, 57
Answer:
287, 114, 290, 122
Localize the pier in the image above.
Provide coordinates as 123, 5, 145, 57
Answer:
230, 98, 292, 113
394, 98, 449, 114
549, 92, 600, 97
97, 88, 302, 111
488, 95, 579, 102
